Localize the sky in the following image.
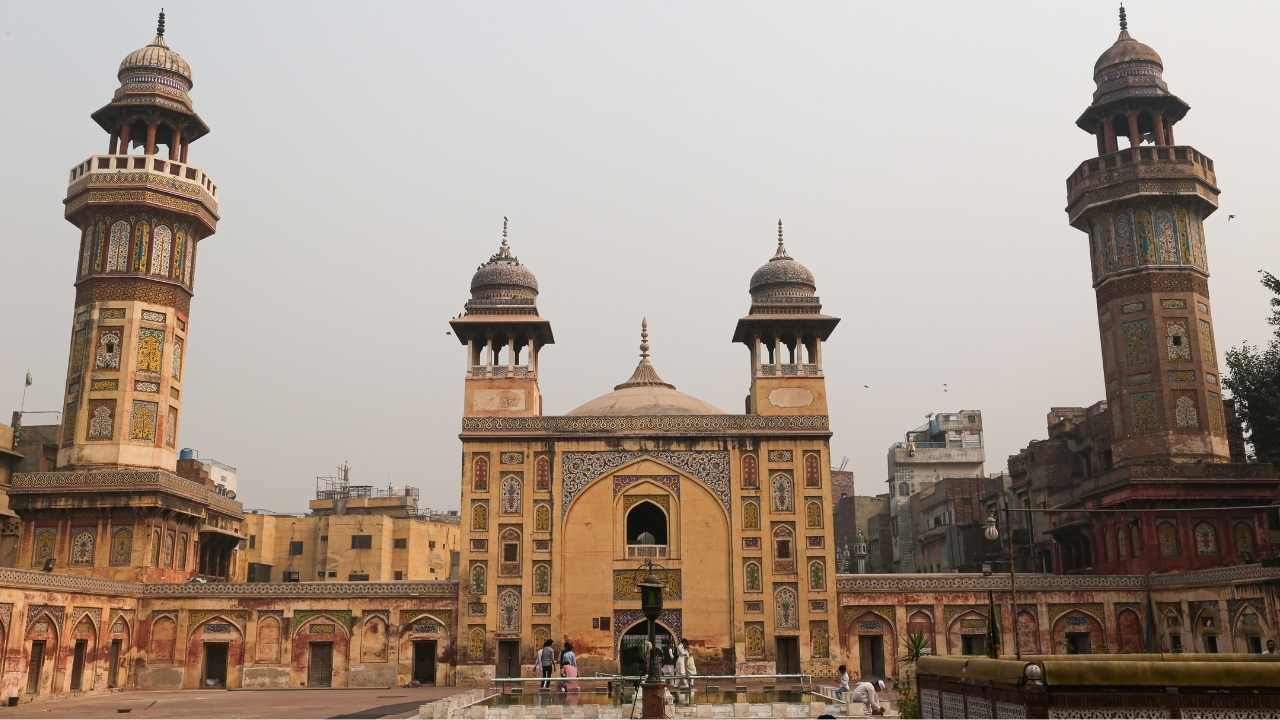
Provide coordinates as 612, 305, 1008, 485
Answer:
2, 1, 1278, 513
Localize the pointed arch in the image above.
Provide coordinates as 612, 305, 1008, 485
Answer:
360, 614, 388, 662
255, 615, 282, 664
149, 614, 176, 662
290, 613, 349, 640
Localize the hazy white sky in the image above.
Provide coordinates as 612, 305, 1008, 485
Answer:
2, 1, 1277, 513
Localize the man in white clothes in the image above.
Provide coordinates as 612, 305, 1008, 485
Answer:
850, 679, 886, 716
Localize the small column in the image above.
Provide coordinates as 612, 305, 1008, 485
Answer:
119, 124, 132, 154
529, 340, 539, 375
1153, 113, 1167, 145
109, 132, 119, 155
180, 141, 189, 163
169, 126, 182, 161
813, 339, 823, 369
750, 336, 760, 374
466, 339, 475, 375
1095, 131, 1106, 156
793, 334, 803, 364
1103, 118, 1117, 153
1126, 112, 1140, 148
772, 336, 781, 367
145, 122, 158, 156
506, 336, 516, 369
1165, 120, 1175, 145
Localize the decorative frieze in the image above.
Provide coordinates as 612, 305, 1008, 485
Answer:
463, 414, 829, 436
562, 450, 729, 519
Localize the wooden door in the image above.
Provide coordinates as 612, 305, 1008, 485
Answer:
70, 640, 87, 691
26, 640, 45, 695
108, 639, 122, 689
413, 640, 437, 684
859, 635, 885, 679
203, 643, 229, 687
308, 642, 333, 687
497, 640, 520, 680
775, 637, 800, 675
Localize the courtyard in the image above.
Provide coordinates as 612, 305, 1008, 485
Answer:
0, 687, 459, 719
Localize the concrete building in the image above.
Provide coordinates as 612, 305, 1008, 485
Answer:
178, 449, 237, 497
242, 470, 461, 583
886, 411, 985, 572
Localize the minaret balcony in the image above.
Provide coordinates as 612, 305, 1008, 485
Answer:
1065, 145, 1218, 227
758, 363, 822, 378
469, 365, 535, 379
65, 154, 219, 230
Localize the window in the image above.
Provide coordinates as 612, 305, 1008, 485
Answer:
288, 540, 304, 556
348, 572, 369, 581
394, 571, 404, 580
249, 535, 256, 549
247, 563, 271, 582
429, 540, 436, 550
503, 541, 518, 562
626, 501, 668, 545
967, 415, 976, 423
320, 535, 328, 542
351, 535, 373, 549
393, 538, 407, 549
899, 483, 909, 497
327, 571, 338, 578
283, 570, 300, 582
1193, 522, 1217, 556
1065, 632, 1092, 654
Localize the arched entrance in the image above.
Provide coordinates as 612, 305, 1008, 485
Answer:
619, 621, 673, 678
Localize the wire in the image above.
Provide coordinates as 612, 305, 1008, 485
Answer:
1009, 503, 1279, 514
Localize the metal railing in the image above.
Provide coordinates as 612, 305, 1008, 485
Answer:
626, 544, 668, 559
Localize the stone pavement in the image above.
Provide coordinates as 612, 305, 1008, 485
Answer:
0, 686, 462, 719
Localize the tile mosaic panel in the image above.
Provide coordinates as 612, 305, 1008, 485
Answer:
774, 585, 799, 629
87, 399, 116, 440
1175, 395, 1199, 429
129, 400, 158, 441
95, 327, 122, 369
1167, 320, 1191, 361
141, 309, 166, 323
562, 450, 729, 519
1161, 299, 1187, 310
1121, 320, 1151, 368
137, 328, 165, 373
1130, 392, 1159, 433
90, 379, 118, 391
69, 527, 95, 566
767, 450, 793, 463
770, 472, 794, 513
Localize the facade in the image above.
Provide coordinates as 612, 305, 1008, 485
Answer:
454, 221, 842, 682
833, 490, 886, 573
7, 13, 245, 584
887, 411, 985, 572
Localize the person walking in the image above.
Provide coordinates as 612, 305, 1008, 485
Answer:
851, 678, 886, 716
682, 640, 697, 692
559, 641, 578, 692
660, 640, 676, 681
674, 638, 689, 689
537, 639, 557, 690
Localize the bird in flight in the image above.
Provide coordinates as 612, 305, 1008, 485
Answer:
1228, 214, 1237, 221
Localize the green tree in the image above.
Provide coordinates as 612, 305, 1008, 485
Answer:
1223, 270, 1280, 464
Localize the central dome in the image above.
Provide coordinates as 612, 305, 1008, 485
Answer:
565, 319, 726, 417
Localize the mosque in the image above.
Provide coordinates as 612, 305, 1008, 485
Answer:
0, 7, 1275, 703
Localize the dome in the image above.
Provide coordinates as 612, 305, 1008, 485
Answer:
565, 319, 726, 417
1093, 30, 1162, 76
468, 219, 539, 305
748, 220, 817, 301
566, 385, 726, 417
117, 13, 192, 89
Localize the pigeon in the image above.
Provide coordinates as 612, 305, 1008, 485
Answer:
1228, 215, 1236, 221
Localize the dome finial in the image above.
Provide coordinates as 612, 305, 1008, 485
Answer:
157, 8, 166, 38
1118, 3, 1127, 33
774, 218, 790, 260
501, 216, 509, 250
639, 317, 650, 360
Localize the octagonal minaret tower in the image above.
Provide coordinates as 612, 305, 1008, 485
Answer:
1065, 6, 1228, 465
58, 11, 219, 471
450, 219, 554, 417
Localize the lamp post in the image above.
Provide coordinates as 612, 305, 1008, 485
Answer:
984, 508, 1021, 660
637, 561, 666, 719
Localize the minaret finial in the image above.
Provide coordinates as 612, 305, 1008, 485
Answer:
501, 216, 509, 250
773, 218, 790, 259
1118, 3, 1127, 33
639, 318, 650, 360
157, 8, 166, 38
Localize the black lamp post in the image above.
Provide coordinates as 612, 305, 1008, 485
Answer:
637, 561, 666, 719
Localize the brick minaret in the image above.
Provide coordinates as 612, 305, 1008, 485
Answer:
58, 11, 219, 471
1065, 7, 1228, 465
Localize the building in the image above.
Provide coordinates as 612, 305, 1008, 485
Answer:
453, 221, 843, 682
1003, 11, 1280, 576
832, 487, 886, 573
242, 468, 460, 583
886, 411, 985, 572
177, 449, 237, 497
5, 12, 245, 583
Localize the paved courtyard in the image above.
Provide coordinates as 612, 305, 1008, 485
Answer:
0, 686, 462, 719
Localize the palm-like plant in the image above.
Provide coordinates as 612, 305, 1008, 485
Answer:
900, 631, 929, 664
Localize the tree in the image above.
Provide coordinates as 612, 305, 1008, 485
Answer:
1223, 270, 1280, 464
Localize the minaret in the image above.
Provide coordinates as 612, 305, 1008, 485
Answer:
733, 220, 839, 415
450, 219, 554, 416
1066, 6, 1229, 464
59, 11, 219, 471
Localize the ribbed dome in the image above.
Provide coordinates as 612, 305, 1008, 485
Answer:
1093, 30, 1162, 76
119, 36, 193, 84
749, 221, 817, 301
566, 319, 725, 417
468, 219, 539, 305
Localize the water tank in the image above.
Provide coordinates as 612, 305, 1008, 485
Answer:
179, 448, 197, 460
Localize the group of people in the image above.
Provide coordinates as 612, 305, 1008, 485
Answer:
536, 639, 579, 691
835, 665, 886, 716
656, 638, 698, 690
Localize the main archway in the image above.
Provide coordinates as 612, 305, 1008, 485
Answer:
618, 621, 674, 678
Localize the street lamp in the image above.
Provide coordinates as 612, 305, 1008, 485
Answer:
984, 506, 1021, 659
636, 561, 666, 719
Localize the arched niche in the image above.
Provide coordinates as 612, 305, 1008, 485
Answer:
290, 614, 350, 689
1051, 609, 1105, 655
398, 613, 451, 687
186, 614, 246, 689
